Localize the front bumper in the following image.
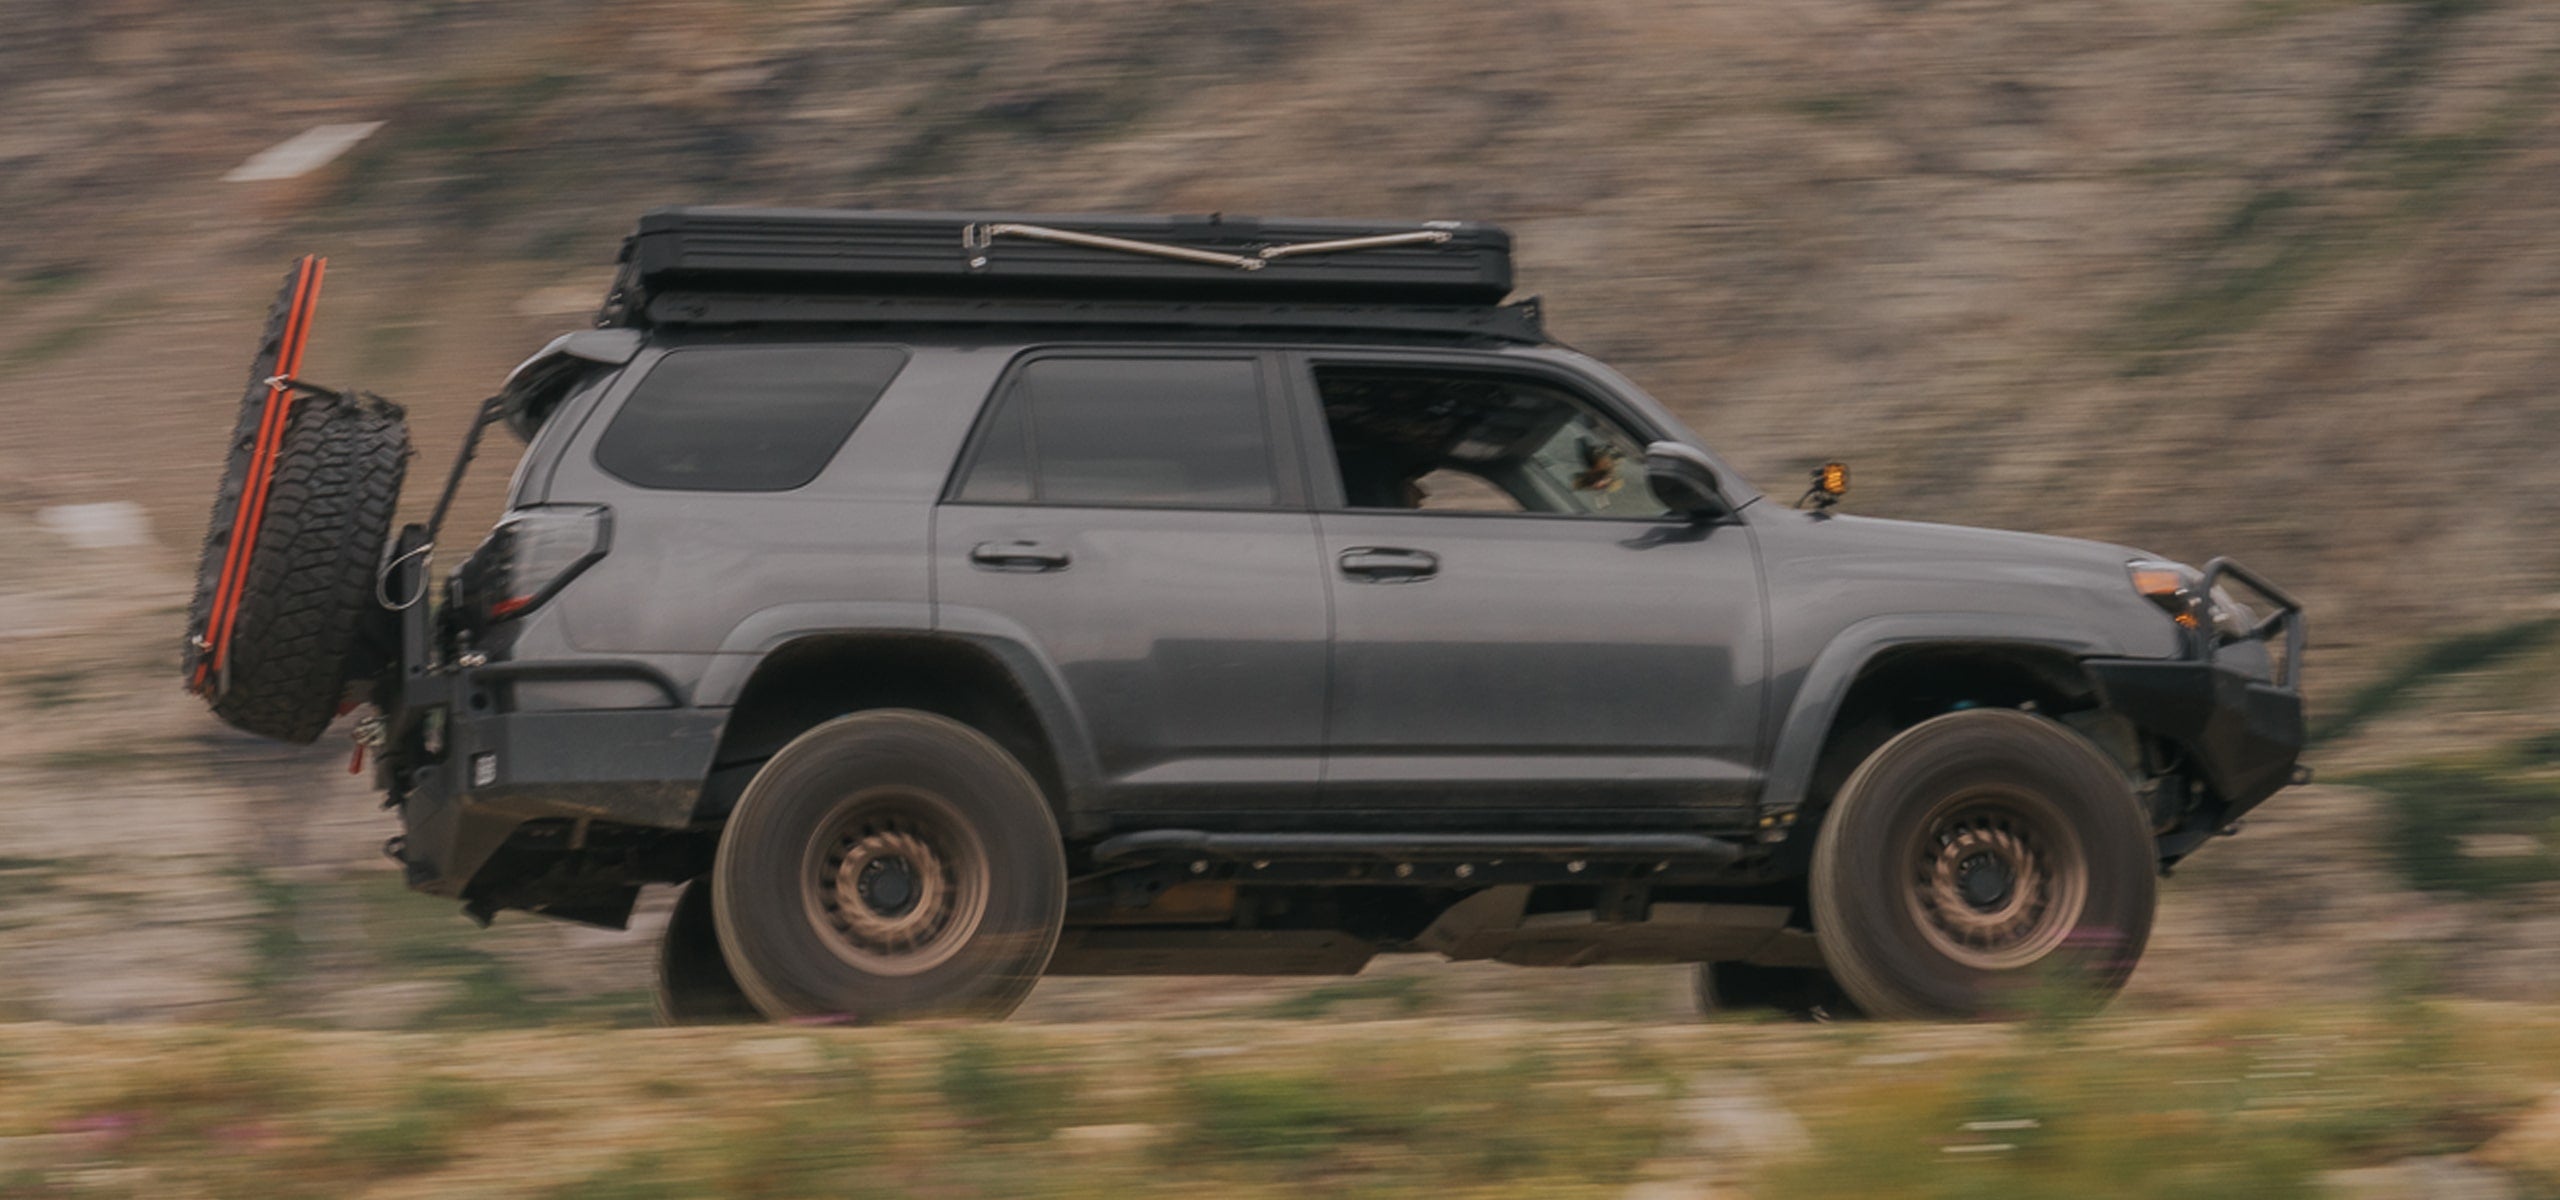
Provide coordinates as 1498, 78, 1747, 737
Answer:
2085, 657, 2303, 817
385, 660, 721, 898
2086, 556, 2307, 855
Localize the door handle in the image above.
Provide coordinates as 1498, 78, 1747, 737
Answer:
970, 540, 1072, 572
1338, 546, 1438, 583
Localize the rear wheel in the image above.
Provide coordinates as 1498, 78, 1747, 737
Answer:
1693, 961, 1859, 1021
1810, 708, 2155, 1020
655, 880, 758, 1025
711, 711, 1065, 1023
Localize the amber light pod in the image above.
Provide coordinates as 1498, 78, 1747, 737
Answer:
2129, 567, 2189, 597
1817, 462, 1849, 496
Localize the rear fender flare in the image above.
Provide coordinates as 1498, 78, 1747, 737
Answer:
933, 605, 1105, 810
694, 605, 1103, 817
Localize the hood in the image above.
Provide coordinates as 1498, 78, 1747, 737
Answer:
1751, 510, 2185, 662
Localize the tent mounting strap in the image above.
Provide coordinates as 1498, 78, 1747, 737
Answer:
964, 222, 1454, 272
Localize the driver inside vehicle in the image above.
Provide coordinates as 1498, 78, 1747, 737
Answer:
1321, 368, 1664, 517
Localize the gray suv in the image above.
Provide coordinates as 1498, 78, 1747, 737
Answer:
203, 209, 2306, 1023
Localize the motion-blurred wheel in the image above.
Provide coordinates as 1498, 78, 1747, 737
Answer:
655, 879, 759, 1025
711, 710, 1065, 1022
1693, 961, 1860, 1022
1810, 709, 2155, 1020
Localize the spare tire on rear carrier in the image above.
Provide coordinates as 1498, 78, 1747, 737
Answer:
183, 257, 410, 744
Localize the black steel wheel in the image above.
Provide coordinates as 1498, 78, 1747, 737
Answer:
1810, 708, 2155, 1020
711, 710, 1064, 1022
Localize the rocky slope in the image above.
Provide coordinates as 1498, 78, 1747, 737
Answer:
10, 0, 2560, 680
0, 0, 2556, 1028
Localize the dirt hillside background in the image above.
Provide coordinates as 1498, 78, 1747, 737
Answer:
0, 0, 2556, 1036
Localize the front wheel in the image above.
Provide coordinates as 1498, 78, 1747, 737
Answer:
1810, 708, 2156, 1020
712, 710, 1065, 1023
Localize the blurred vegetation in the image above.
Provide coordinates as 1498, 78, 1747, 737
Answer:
0, 1006, 2548, 1198
2310, 616, 2560, 744
1259, 974, 1434, 1020
229, 871, 651, 1030
6, 669, 88, 710
2346, 738, 2560, 896
1761, 1005, 2551, 1199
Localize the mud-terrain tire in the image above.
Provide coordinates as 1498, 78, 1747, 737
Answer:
1810, 708, 2155, 1020
655, 880, 760, 1025
712, 710, 1066, 1023
189, 391, 408, 743
1694, 962, 1860, 1022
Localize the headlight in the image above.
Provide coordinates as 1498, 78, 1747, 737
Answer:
2127, 559, 2206, 631
2129, 560, 2259, 643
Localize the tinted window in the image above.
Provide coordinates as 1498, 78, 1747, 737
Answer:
956, 357, 1276, 508
1315, 367, 1669, 519
595, 346, 909, 491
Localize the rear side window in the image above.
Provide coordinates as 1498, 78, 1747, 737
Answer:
955, 357, 1276, 508
595, 345, 909, 491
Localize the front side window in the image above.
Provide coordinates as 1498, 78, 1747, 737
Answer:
1314, 366, 1669, 518
954, 356, 1277, 508
595, 345, 909, 491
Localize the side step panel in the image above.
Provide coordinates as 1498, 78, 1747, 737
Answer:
1091, 830, 1746, 867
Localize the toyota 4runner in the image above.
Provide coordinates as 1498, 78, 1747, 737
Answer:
185, 209, 2307, 1022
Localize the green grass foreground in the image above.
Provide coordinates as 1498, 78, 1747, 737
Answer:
0, 1003, 2555, 1199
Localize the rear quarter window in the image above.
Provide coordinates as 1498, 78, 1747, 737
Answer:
594, 345, 910, 491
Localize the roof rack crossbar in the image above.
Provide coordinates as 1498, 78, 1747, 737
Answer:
962, 222, 1457, 273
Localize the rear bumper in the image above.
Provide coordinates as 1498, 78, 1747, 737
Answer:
386, 662, 721, 898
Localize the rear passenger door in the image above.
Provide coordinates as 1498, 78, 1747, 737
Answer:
934, 351, 1330, 820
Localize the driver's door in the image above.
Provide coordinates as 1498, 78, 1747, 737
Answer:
1296, 354, 1767, 825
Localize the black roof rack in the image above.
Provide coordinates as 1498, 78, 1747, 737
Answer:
632, 290, 1549, 344
603, 207, 1533, 339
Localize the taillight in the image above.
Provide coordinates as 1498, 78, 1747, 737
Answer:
453, 505, 610, 631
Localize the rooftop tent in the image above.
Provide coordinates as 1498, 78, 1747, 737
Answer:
602, 207, 1537, 339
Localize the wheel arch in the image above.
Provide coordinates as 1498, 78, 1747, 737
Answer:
696, 631, 1097, 830
1760, 616, 2116, 841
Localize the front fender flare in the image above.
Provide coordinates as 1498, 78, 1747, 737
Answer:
1757, 613, 2117, 824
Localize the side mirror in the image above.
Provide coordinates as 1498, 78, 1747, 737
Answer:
1643, 442, 1731, 521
